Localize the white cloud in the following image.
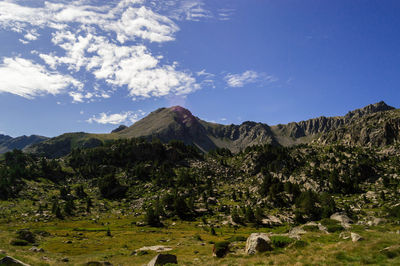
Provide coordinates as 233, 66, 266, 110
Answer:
87, 110, 146, 125
0, 1, 179, 44
69, 92, 93, 103
0, 57, 82, 99
0, 0, 207, 101
40, 32, 199, 99
225, 70, 277, 88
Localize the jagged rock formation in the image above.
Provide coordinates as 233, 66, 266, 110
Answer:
271, 101, 395, 145
316, 109, 400, 147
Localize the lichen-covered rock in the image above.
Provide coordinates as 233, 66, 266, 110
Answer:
245, 233, 272, 255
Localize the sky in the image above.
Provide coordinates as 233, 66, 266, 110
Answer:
0, 0, 400, 137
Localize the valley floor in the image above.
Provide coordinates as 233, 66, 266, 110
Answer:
0, 210, 400, 265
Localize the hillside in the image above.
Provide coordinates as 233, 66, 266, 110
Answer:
26, 101, 398, 158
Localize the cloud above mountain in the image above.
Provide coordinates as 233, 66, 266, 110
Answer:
225, 70, 277, 88
87, 110, 146, 125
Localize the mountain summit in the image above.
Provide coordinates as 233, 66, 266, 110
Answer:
25, 101, 398, 158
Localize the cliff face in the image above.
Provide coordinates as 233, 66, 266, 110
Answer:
316, 110, 400, 147
272, 101, 395, 141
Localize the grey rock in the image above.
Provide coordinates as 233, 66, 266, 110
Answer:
330, 212, 352, 229
29, 247, 44, 253
147, 254, 177, 266
351, 232, 363, 242
245, 233, 272, 255
0, 256, 31, 266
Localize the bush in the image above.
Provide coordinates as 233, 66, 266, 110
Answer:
303, 225, 319, 232
270, 236, 294, 248
326, 224, 344, 233
320, 218, 340, 227
16, 229, 35, 243
320, 218, 344, 232
213, 241, 230, 258
388, 205, 400, 219
292, 240, 308, 248
145, 206, 162, 227
10, 239, 29, 246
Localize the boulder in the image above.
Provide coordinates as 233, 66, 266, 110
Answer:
147, 254, 177, 266
367, 217, 386, 226
245, 233, 272, 255
29, 247, 44, 253
137, 245, 173, 253
261, 215, 282, 227
351, 232, 363, 242
0, 256, 31, 266
330, 212, 352, 229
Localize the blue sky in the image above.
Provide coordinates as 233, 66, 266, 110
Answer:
0, 0, 399, 137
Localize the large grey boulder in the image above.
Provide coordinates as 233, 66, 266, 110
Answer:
330, 212, 352, 229
0, 256, 31, 266
147, 254, 177, 266
245, 233, 272, 255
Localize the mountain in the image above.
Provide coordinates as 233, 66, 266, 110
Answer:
271, 101, 395, 145
0, 134, 48, 154
25, 101, 398, 158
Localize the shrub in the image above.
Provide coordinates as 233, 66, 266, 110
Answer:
270, 236, 294, 248
303, 225, 319, 232
144, 206, 162, 227
16, 229, 35, 243
193, 234, 202, 241
292, 240, 308, 248
388, 205, 400, 219
213, 241, 230, 258
320, 218, 340, 227
326, 224, 344, 233
10, 239, 29, 246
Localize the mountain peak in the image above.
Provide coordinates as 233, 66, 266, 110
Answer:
345, 101, 395, 119
168, 106, 197, 127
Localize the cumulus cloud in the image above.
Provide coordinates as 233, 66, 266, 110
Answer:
0, 57, 82, 99
87, 110, 146, 125
225, 70, 277, 88
0, 0, 201, 101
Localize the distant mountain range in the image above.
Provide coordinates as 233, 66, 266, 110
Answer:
0, 134, 48, 154
9, 101, 399, 158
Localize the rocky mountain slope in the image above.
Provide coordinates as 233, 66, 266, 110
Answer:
25, 101, 398, 158
0, 134, 48, 154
